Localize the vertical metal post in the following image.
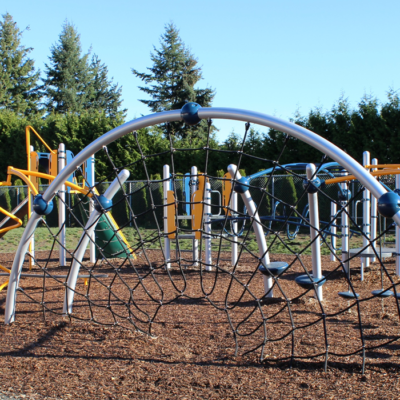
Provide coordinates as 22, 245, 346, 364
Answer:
330, 201, 337, 261
228, 165, 273, 297
361, 151, 371, 280
231, 188, 238, 267
341, 173, 350, 274
307, 164, 322, 300
370, 158, 378, 263
87, 155, 96, 264
58, 143, 66, 266
163, 165, 171, 269
29, 145, 35, 267
204, 182, 212, 271
191, 166, 199, 266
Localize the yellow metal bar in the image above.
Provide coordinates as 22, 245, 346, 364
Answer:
8, 168, 92, 197
365, 164, 400, 169
0, 207, 22, 235
0, 264, 11, 274
5, 167, 39, 195
26, 126, 56, 155
0, 280, 9, 292
326, 169, 400, 185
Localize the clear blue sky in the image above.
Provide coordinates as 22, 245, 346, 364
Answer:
3, 0, 400, 142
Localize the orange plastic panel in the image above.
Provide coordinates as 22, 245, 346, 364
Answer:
167, 190, 176, 239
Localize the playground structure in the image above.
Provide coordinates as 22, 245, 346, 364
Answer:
2, 104, 400, 372
0, 126, 134, 291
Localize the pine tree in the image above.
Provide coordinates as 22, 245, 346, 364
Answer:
42, 21, 91, 113
87, 54, 125, 118
132, 23, 215, 138
0, 13, 41, 115
42, 22, 124, 116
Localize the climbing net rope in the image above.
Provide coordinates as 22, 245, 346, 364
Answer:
8, 114, 400, 372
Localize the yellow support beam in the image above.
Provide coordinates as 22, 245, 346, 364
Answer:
326, 169, 400, 185
0, 207, 22, 236
1, 167, 93, 197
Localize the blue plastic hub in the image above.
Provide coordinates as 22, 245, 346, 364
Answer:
295, 274, 326, 289
377, 192, 400, 218
181, 102, 201, 126
234, 177, 250, 193
258, 262, 289, 277
94, 195, 113, 212
33, 194, 54, 215
338, 189, 351, 202
302, 177, 322, 194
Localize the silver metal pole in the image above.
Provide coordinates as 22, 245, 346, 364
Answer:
307, 164, 323, 301
88, 155, 96, 264
63, 169, 130, 315
191, 166, 199, 267
204, 182, 212, 271
370, 158, 378, 263
163, 165, 171, 269
330, 201, 337, 262
58, 143, 66, 267
228, 165, 273, 297
341, 173, 350, 274
231, 188, 238, 267
361, 151, 371, 280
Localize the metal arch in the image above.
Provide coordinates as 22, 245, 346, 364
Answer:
5, 107, 397, 324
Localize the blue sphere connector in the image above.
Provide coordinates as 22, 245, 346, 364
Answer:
33, 194, 54, 216
302, 177, 322, 194
234, 177, 250, 193
377, 192, 400, 218
338, 188, 351, 202
181, 102, 201, 126
94, 195, 113, 212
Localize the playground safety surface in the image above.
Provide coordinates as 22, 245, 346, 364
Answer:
0, 250, 399, 399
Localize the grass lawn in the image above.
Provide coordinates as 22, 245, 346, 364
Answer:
0, 224, 383, 256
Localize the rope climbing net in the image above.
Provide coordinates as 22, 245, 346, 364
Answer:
5, 106, 400, 372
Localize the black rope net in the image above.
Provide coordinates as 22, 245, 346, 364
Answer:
12, 119, 400, 372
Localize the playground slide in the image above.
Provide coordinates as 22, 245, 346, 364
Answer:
0, 197, 28, 239
78, 200, 133, 259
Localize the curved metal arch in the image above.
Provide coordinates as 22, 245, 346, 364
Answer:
5, 107, 397, 324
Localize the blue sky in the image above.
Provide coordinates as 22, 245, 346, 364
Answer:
2, 0, 400, 141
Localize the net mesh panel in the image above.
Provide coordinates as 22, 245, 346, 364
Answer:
8, 121, 400, 371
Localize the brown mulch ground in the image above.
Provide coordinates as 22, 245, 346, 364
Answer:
0, 250, 399, 399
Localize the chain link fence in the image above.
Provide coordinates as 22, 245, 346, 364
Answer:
0, 174, 397, 231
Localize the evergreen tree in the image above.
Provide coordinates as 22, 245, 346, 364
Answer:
132, 23, 215, 138
42, 21, 91, 113
42, 22, 124, 116
0, 13, 41, 115
87, 54, 125, 118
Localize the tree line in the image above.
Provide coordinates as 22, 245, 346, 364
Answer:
1, 13, 399, 183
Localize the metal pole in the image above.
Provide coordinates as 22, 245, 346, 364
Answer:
330, 201, 337, 262
361, 151, 371, 280
370, 158, 378, 263
191, 166, 199, 266
87, 155, 96, 264
341, 173, 350, 274
231, 188, 238, 267
163, 165, 171, 269
228, 165, 273, 297
204, 182, 212, 271
58, 143, 66, 266
307, 164, 323, 301
63, 169, 130, 315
